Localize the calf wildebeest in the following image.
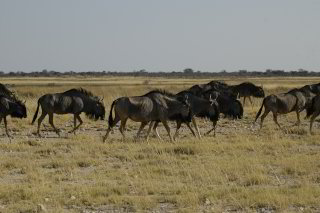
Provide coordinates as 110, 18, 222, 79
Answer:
230, 82, 265, 106
103, 89, 191, 142
0, 94, 27, 138
151, 91, 220, 139
254, 88, 309, 129
203, 90, 243, 119
32, 88, 105, 137
305, 95, 320, 134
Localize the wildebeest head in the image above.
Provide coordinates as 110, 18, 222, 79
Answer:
254, 86, 265, 98
208, 94, 220, 121
95, 100, 106, 120
11, 100, 27, 118
86, 98, 105, 120
175, 95, 192, 122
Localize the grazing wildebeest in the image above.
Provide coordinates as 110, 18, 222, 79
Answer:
230, 82, 265, 106
305, 95, 320, 134
203, 90, 243, 119
32, 88, 105, 137
254, 89, 309, 129
151, 91, 220, 139
103, 89, 191, 142
0, 94, 27, 138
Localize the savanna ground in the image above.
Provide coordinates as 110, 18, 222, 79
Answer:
0, 76, 320, 213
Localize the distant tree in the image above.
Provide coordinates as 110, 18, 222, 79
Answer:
183, 68, 194, 74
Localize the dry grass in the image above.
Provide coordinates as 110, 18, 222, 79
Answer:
0, 76, 320, 212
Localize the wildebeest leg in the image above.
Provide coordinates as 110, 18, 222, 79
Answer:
191, 117, 201, 138
185, 122, 196, 137
48, 113, 60, 136
243, 97, 246, 106
146, 121, 155, 141
205, 121, 217, 137
310, 110, 320, 134
103, 114, 121, 142
272, 112, 282, 129
3, 117, 11, 138
294, 111, 301, 126
152, 122, 163, 140
37, 112, 47, 137
103, 127, 112, 142
173, 121, 182, 140
161, 120, 173, 142
136, 121, 148, 139
69, 114, 83, 134
260, 109, 270, 129
119, 118, 128, 139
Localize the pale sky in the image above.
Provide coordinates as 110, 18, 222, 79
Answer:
1, 0, 319, 72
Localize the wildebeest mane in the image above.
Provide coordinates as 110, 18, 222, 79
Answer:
63, 88, 102, 102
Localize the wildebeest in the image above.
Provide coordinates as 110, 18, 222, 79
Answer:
151, 91, 220, 139
254, 88, 309, 129
0, 95, 27, 138
31, 88, 105, 137
305, 95, 320, 134
230, 82, 265, 106
103, 89, 191, 142
203, 90, 243, 119
0, 84, 27, 138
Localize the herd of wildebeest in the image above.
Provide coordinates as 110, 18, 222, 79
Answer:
2, 80, 320, 141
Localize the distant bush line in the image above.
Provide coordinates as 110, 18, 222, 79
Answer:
0, 68, 319, 78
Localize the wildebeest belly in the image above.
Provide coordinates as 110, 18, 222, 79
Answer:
274, 94, 297, 113
116, 97, 155, 122
128, 102, 154, 122
53, 96, 83, 114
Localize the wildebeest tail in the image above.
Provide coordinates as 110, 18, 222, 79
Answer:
108, 99, 117, 127
254, 98, 265, 123
31, 98, 41, 125
305, 96, 316, 119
